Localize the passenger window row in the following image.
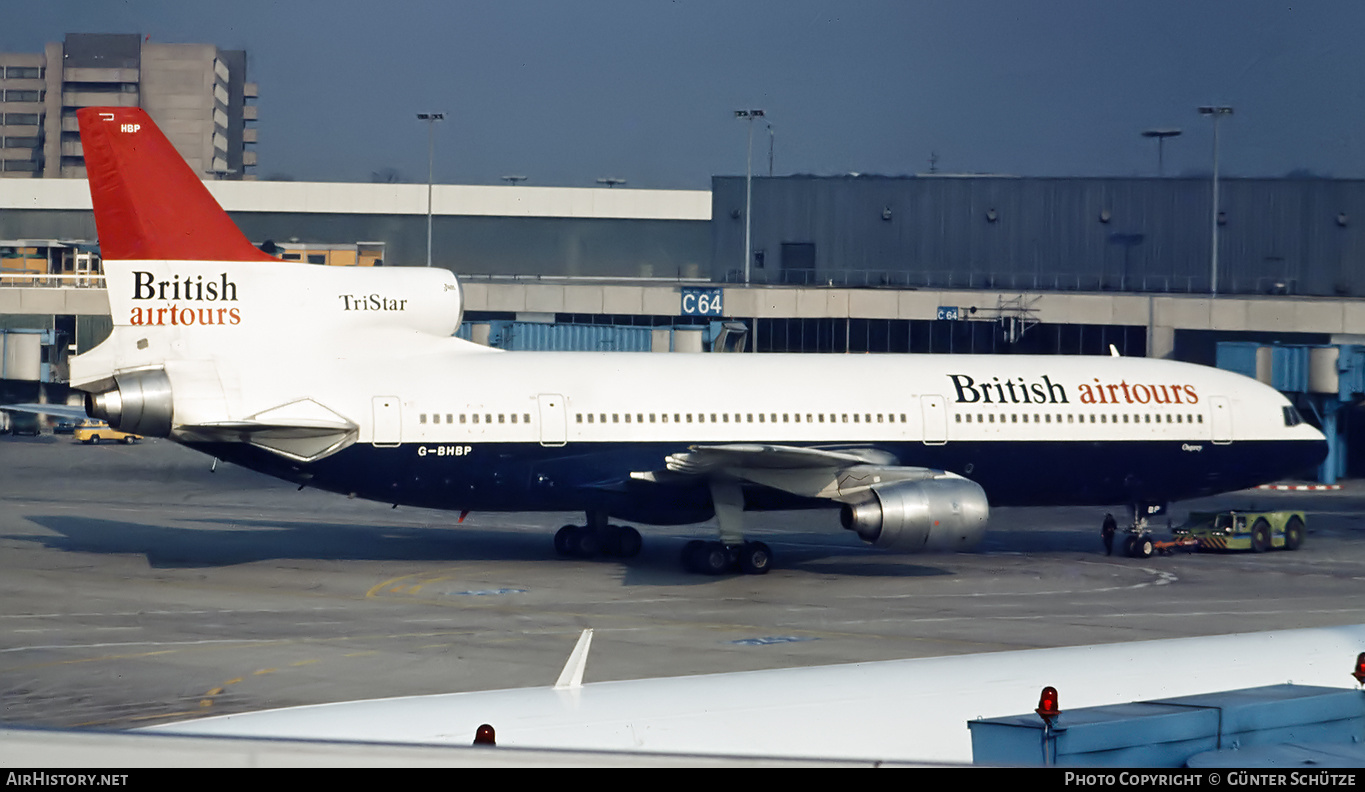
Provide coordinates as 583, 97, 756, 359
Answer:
419, 409, 1202, 430
573, 412, 910, 425
419, 413, 534, 425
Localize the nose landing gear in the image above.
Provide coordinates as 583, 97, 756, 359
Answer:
1111, 501, 1166, 559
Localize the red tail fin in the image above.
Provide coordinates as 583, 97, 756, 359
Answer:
77, 107, 276, 262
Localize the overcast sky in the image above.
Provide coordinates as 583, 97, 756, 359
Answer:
4, 0, 1363, 188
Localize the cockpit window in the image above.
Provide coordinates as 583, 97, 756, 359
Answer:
1283, 405, 1304, 427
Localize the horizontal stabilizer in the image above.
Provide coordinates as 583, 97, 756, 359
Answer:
174, 399, 358, 462
175, 421, 357, 463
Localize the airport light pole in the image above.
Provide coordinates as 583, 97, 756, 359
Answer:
767, 121, 774, 177
1198, 106, 1233, 296
1140, 128, 1181, 177
735, 109, 765, 285
417, 113, 444, 268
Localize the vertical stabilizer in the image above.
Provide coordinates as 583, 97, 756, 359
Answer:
76, 107, 275, 262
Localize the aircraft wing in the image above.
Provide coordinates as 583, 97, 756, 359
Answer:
665, 443, 898, 473
641, 442, 943, 501
142, 625, 1365, 765
0, 403, 89, 421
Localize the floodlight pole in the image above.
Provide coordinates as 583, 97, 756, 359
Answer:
735, 109, 765, 285
767, 122, 774, 177
1199, 106, 1232, 296
417, 113, 445, 267
1141, 128, 1181, 177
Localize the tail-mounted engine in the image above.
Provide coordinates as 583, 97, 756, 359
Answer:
840, 476, 990, 552
85, 369, 173, 437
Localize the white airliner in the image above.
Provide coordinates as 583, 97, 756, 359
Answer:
56, 107, 1325, 574
147, 625, 1365, 764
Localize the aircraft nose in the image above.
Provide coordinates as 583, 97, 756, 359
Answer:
1302, 428, 1329, 471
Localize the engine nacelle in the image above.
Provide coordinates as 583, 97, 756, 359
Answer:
85, 368, 174, 437
840, 476, 990, 552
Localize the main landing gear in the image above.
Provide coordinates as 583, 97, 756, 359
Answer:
678, 479, 773, 576
554, 479, 776, 576
554, 512, 642, 559
680, 539, 772, 575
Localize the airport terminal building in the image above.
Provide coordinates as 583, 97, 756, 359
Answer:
4, 171, 1363, 356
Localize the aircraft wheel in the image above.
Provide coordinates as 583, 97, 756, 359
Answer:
1251, 519, 1272, 553
683, 541, 730, 574
681, 540, 707, 572
1135, 535, 1154, 559
739, 541, 772, 575
597, 525, 619, 557
1122, 535, 1138, 558
571, 527, 600, 557
554, 525, 578, 557
1283, 516, 1304, 551
614, 526, 642, 558
697, 543, 731, 575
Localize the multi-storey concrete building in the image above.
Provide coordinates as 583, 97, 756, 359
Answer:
0, 33, 257, 179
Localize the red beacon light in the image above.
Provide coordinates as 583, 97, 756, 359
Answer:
1036, 686, 1061, 725
474, 723, 496, 746
1352, 653, 1365, 686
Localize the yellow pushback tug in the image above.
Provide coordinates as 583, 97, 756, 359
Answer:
1154, 510, 1306, 555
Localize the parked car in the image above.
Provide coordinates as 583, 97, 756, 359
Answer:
7, 412, 42, 436
73, 420, 142, 445
54, 418, 83, 435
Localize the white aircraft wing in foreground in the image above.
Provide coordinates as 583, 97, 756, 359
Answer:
148, 625, 1365, 764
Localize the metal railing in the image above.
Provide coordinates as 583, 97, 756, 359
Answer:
0, 268, 1312, 298
723, 268, 1309, 297
459, 273, 712, 285
0, 272, 106, 288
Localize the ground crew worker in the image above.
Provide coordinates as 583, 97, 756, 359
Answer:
1102, 513, 1117, 556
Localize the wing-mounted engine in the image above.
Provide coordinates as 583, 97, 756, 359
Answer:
641, 445, 991, 555
840, 474, 990, 552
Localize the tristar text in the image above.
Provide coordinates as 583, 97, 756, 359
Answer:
340, 294, 408, 311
